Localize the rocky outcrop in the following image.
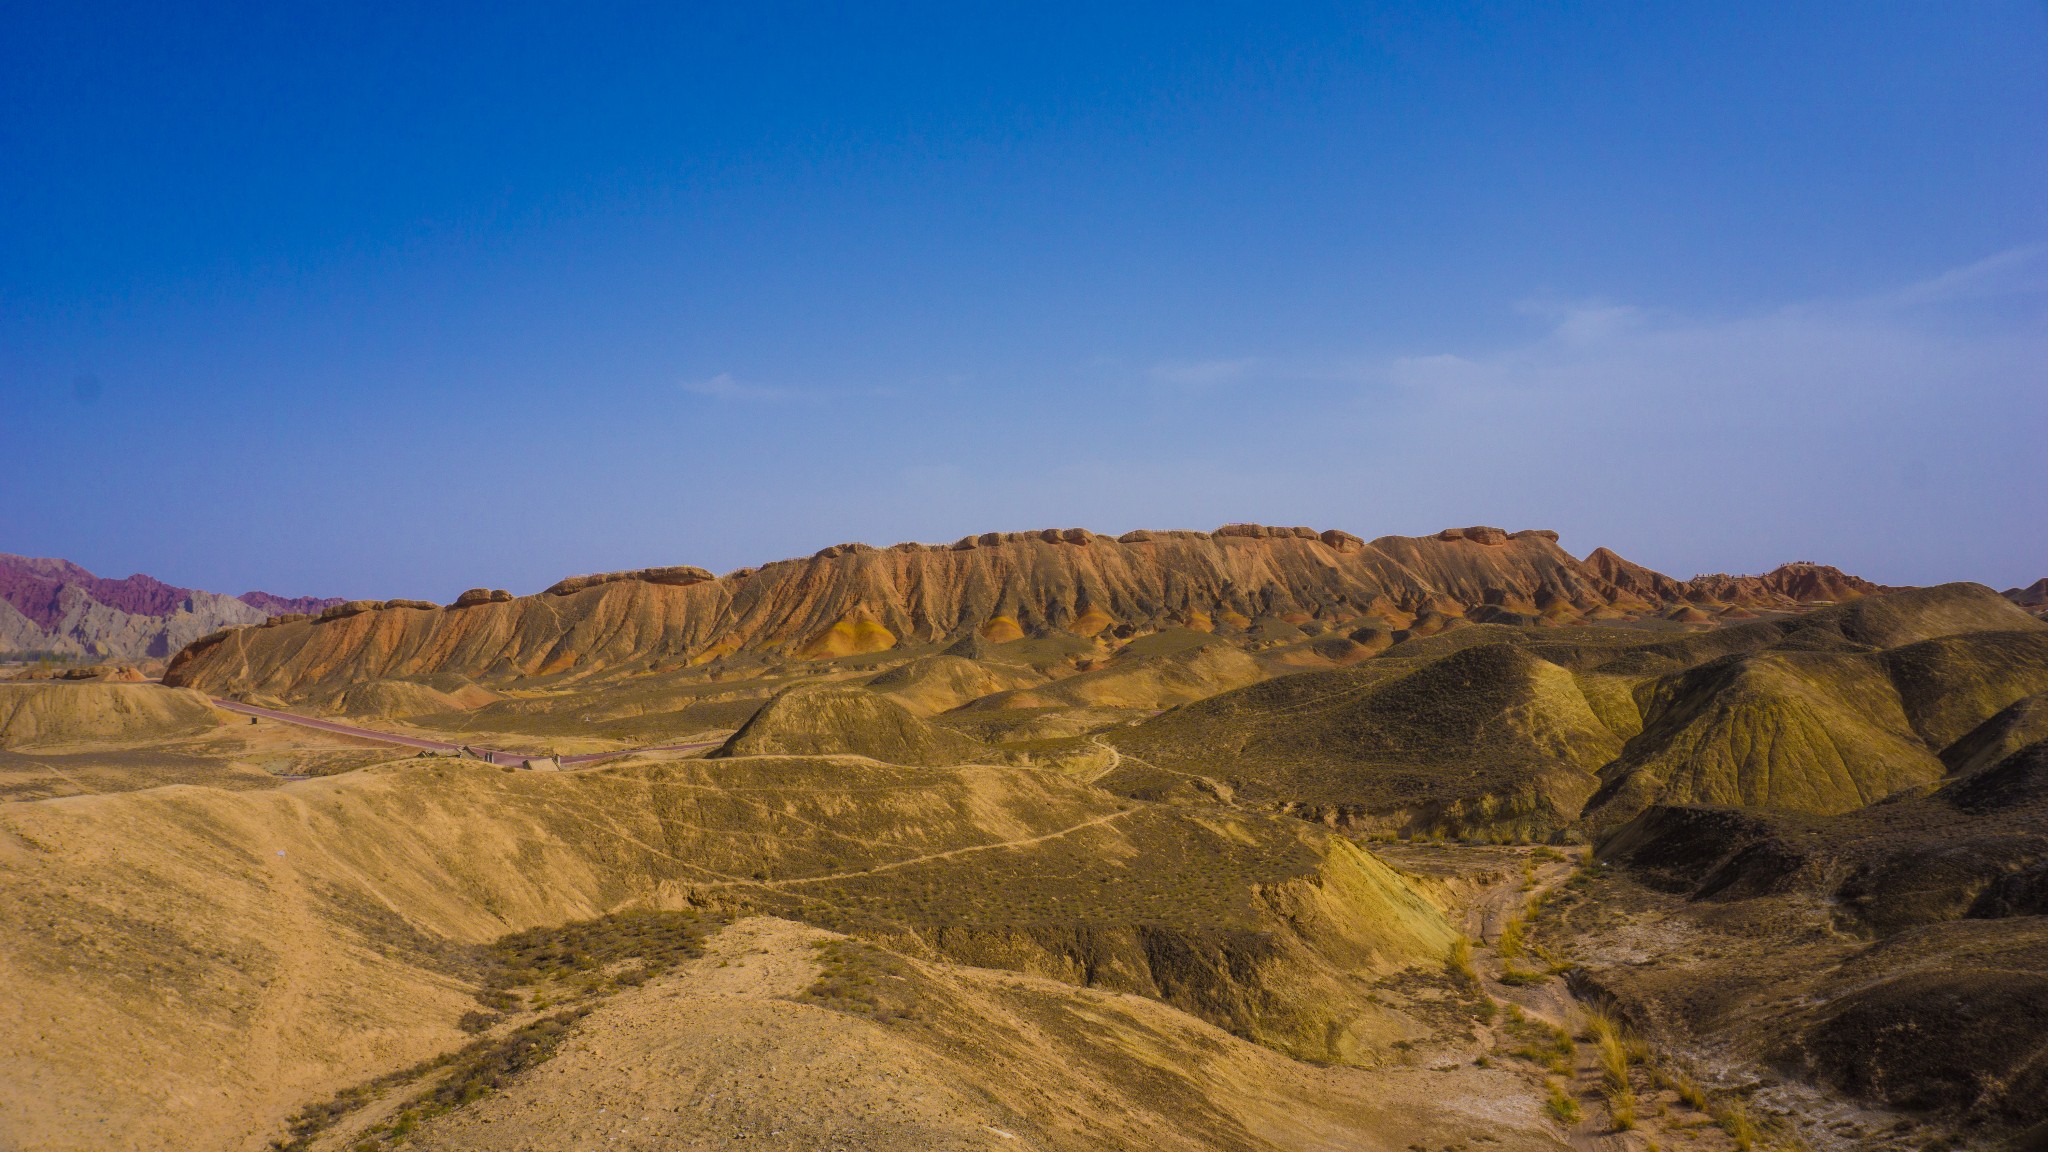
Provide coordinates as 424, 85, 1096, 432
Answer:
1582, 547, 1686, 606
451, 588, 515, 608
543, 566, 715, 596
163, 525, 1882, 703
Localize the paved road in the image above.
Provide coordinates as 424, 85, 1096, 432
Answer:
211, 698, 721, 767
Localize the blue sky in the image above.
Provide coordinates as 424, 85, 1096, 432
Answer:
3, 2, 2045, 599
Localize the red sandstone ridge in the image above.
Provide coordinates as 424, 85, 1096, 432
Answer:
1679, 561, 1886, 608
164, 525, 1889, 704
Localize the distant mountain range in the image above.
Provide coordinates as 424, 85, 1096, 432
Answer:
0, 553, 343, 662
166, 522, 1906, 702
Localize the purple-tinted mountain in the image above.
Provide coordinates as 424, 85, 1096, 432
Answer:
0, 553, 343, 661
236, 590, 350, 617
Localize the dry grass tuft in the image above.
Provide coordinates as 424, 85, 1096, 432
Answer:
1446, 936, 1479, 990
1544, 1079, 1583, 1125
1584, 1007, 1646, 1132
1712, 1098, 1759, 1151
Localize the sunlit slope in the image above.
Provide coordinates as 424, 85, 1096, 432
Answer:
863, 653, 1043, 715
1096, 584, 2048, 839
0, 754, 1455, 1152
1585, 650, 1948, 822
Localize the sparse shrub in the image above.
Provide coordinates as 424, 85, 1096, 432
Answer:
1583, 1008, 1646, 1130
1497, 959, 1573, 986
1588, 1011, 1634, 1087
455, 1010, 499, 1034
271, 1009, 588, 1151
478, 908, 716, 1006
799, 939, 918, 1023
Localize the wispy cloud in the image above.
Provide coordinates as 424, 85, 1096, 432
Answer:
679, 372, 907, 403
1356, 246, 2048, 583
679, 372, 803, 402
1148, 357, 1257, 388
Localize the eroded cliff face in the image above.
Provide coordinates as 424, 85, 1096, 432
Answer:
164, 524, 1873, 702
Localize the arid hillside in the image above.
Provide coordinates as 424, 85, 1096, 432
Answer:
164, 524, 1876, 704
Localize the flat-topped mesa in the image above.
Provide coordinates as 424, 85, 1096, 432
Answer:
542, 565, 716, 596
162, 524, 1885, 703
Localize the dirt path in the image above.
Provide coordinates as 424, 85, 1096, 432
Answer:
762, 806, 1136, 889
1085, 735, 1229, 793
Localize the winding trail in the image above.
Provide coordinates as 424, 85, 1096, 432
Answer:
758, 806, 1137, 889
208, 697, 720, 767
